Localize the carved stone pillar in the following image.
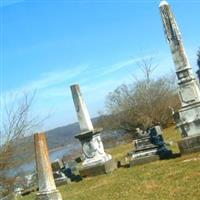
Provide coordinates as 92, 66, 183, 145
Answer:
34, 133, 63, 200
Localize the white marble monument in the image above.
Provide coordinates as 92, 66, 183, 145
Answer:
159, 0, 200, 153
70, 84, 112, 167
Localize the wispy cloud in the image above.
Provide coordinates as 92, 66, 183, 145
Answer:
93, 55, 154, 78
2, 55, 157, 129
4, 65, 89, 97
3, 55, 153, 99
98, 58, 137, 76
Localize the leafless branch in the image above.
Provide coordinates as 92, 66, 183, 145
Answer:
0, 91, 48, 192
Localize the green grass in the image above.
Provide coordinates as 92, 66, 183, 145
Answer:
18, 127, 200, 200
107, 142, 133, 160
162, 126, 182, 153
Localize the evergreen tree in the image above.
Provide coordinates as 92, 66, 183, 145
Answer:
197, 48, 200, 68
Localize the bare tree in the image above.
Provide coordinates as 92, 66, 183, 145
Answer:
136, 57, 158, 82
0, 92, 44, 196
99, 58, 180, 133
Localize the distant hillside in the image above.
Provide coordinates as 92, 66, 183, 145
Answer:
17, 118, 97, 152
46, 122, 80, 149
11, 116, 132, 170
13, 121, 83, 164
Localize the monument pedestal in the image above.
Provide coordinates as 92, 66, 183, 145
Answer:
75, 129, 116, 177
177, 134, 200, 155
75, 129, 112, 167
130, 154, 159, 167
54, 176, 71, 187
79, 159, 117, 177
37, 190, 63, 200
176, 104, 200, 137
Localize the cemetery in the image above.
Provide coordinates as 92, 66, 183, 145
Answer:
17, 127, 200, 200
1, 0, 200, 199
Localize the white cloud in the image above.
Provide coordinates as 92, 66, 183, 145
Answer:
3, 55, 154, 100
2, 55, 159, 130
98, 58, 139, 77
3, 65, 89, 98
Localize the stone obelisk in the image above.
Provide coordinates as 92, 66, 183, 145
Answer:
70, 84, 116, 176
159, 0, 200, 154
34, 133, 63, 200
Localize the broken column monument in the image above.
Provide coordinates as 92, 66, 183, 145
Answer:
129, 126, 172, 167
159, 0, 200, 154
70, 84, 117, 177
34, 133, 63, 200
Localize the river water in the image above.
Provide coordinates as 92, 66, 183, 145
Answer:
8, 130, 131, 177
8, 143, 81, 177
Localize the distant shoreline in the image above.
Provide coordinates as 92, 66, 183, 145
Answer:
49, 145, 69, 153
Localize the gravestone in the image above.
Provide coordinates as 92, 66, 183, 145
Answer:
51, 159, 71, 186
70, 84, 117, 177
129, 126, 172, 166
159, 0, 200, 154
51, 159, 64, 172
34, 133, 62, 200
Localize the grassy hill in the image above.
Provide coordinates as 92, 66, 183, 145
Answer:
18, 126, 200, 200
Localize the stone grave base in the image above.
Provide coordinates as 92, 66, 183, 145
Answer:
177, 134, 200, 155
158, 149, 173, 159
118, 159, 130, 168
129, 154, 159, 167
55, 177, 71, 187
79, 159, 117, 177
37, 190, 62, 200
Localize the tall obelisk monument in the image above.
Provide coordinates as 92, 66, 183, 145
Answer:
159, 0, 200, 154
70, 84, 116, 176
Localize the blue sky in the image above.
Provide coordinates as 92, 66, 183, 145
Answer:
1, 0, 200, 131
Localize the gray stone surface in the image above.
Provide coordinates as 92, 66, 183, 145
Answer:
70, 84, 94, 132
118, 159, 130, 168
51, 159, 71, 186
129, 155, 160, 167
79, 159, 117, 177
37, 190, 63, 200
53, 171, 71, 186
54, 177, 71, 187
177, 134, 200, 154
131, 126, 172, 160
159, 0, 200, 138
34, 133, 63, 200
70, 84, 112, 167
51, 159, 64, 172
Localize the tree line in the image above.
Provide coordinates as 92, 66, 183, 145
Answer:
97, 50, 200, 133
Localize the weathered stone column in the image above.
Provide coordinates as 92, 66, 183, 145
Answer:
159, 0, 200, 154
70, 84, 116, 176
70, 84, 94, 132
34, 133, 63, 200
